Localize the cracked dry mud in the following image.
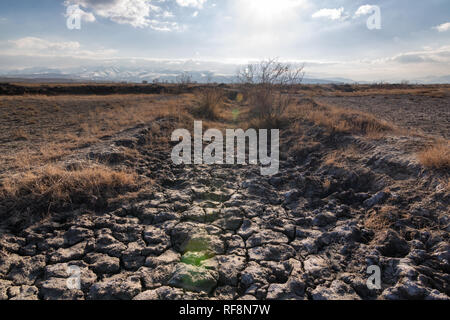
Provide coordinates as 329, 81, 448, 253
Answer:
0, 116, 449, 301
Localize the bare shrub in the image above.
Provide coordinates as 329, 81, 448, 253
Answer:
237, 58, 304, 128
176, 72, 193, 93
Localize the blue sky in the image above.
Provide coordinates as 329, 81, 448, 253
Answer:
0, 0, 449, 81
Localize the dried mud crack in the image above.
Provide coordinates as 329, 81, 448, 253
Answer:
0, 114, 449, 301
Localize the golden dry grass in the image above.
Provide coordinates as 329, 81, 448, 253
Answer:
311, 84, 450, 98
193, 87, 224, 120
0, 164, 138, 214
418, 142, 450, 170
322, 178, 331, 189
443, 179, 450, 193
364, 206, 397, 231
292, 100, 394, 137
323, 150, 349, 168
246, 88, 294, 129
0, 94, 193, 172
0, 93, 193, 219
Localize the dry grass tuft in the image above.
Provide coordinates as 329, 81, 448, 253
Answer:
323, 151, 343, 167
243, 87, 296, 129
193, 88, 224, 120
294, 100, 394, 136
418, 142, 450, 170
364, 206, 396, 231
248, 115, 289, 130
320, 84, 449, 98
0, 165, 138, 215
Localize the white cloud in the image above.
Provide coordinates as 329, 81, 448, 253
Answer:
389, 46, 450, 64
10, 37, 81, 51
434, 22, 450, 32
354, 5, 377, 17
71, 0, 157, 28
5, 37, 117, 58
312, 7, 344, 21
302, 47, 450, 82
234, 0, 310, 24
64, 0, 180, 30
65, 5, 96, 22
176, 0, 207, 9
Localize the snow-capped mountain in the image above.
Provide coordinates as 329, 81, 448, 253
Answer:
0, 65, 235, 83
10, 61, 444, 84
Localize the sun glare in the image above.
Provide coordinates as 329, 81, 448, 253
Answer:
242, 0, 307, 20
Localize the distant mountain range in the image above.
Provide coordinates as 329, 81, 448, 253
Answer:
417, 75, 450, 84
0, 66, 448, 84
0, 66, 355, 84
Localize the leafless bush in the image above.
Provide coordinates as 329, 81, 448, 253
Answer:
237, 58, 304, 128
176, 72, 193, 91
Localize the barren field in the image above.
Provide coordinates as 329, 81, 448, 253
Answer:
317, 95, 449, 139
0, 94, 189, 174
0, 84, 448, 300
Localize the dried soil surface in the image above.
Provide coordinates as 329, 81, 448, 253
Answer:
0, 88, 448, 300
317, 95, 450, 139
